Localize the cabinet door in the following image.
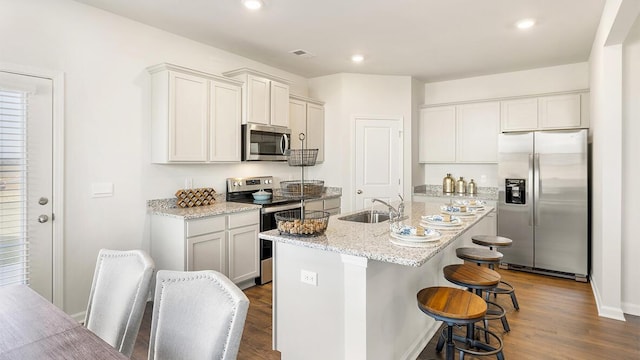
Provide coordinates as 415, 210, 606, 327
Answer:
168, 71, 208, 161
456, 102, 500, 163
289, 98, 306, 150
501, 98, 538, 131
538, 94, 581, 129
210, 81, 241, 162
247, 75, 270, 125
306, 103, 325, 163
270, 81, 290, 127
419, 106, 456, 162
227, 224, 259, 283
187, 231, 226, 273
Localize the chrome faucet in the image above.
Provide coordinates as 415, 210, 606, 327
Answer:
371, 194, 404, 221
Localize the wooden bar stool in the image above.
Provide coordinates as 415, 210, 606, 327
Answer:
417, 287, 504, 360
456, 247, 503, 266
472, 235, 520, 310
443, 264, 510, 339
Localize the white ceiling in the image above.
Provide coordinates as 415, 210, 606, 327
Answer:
72, 0, 606, 82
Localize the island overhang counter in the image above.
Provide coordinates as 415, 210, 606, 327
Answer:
259, 201, 496, 360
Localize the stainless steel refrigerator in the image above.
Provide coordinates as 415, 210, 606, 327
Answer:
497, 129, 588, 280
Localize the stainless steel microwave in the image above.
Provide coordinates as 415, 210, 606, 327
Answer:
242, 124, 291, 161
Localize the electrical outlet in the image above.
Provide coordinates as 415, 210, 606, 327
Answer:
185, 178, 193, 189
300, 270, 317, 286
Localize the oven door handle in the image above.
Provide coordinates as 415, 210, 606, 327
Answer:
262, 202, 301, 214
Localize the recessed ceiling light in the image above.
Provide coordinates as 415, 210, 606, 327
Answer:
516, 19, 536, 30
242, 0, 263, 10
351, 54, 364, 63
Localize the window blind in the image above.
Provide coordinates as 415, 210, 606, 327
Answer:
0, 89, 29, 287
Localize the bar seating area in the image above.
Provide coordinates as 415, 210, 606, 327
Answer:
416, 234, 519, 359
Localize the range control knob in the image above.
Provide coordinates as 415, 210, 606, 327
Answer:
233, 181, 241, 187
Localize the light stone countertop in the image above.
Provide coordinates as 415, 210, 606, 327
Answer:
147, 200, 261, 220
259, 201, 495, 267
147, 187, 342, 220
413, 184, 498, 201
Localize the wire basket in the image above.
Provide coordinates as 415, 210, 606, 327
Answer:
275, 210, 330, 236
280, 180, 324, 198
286, 149, 318, 166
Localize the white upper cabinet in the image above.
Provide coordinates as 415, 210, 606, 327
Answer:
148, 63, 242, 163
538, 94, 581, 129
270, 81, 290, 128
289, 95, 325, 163
246, 75, 270, 125
210, 82, 242, 162
501, 93, 588, 132
224, 68, 291, 128
500, 98, 538, 131
419, 106, 456, 162
419, 102, 499, 163
456, 102, 500, 163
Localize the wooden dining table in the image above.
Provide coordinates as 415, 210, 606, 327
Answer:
0, 284, 127, 360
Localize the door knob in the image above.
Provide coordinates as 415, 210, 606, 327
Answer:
357, 190, 363, 194
39, 197, 49, 205
38, 215, 49, 223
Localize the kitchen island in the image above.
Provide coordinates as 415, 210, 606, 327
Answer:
259, 201, 496, 360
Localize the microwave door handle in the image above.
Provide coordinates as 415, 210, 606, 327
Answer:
281, 134, 289, 155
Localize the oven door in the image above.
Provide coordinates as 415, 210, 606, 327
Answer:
242, 124, 291, 161
259, 202, 301, 284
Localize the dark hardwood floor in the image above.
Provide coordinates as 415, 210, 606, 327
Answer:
132, 270, 640, 360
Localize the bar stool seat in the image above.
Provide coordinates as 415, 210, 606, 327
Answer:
444, 264, 510, 337
471, 235, 520, 310
472, 235, 513, 249
417, 287, 504, 360
456, 247, 503, 265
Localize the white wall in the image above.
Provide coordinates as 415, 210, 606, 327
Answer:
588, 0, 640, 320
0, 0, 310, 316
308, 74, 413, 212
420, 62, 590, 187
622, 14, 640, 316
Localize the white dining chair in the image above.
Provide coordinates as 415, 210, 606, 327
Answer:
148, 270, 250, 360
84, 249, 155, 358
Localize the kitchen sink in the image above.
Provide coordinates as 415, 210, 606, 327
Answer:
338, 210, 391, 223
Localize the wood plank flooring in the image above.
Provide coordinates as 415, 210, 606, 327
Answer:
131, 269, 640, 359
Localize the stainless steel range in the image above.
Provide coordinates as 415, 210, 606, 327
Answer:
226, 176, 301, 284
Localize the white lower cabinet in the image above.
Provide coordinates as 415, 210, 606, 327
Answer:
227, 211, 260, 284
151, 209, 259, 288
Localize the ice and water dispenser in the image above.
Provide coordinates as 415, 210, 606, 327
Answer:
505, 179, 526, 204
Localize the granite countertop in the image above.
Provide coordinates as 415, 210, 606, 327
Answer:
413, 184, 498, 201
147, 187, 342, 220
259, 201, 495, 267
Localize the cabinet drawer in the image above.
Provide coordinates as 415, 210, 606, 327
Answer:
305, 200, 323, 211
228, 210, 259, 229
186, 216, 226, 238
324, 197, 341, 210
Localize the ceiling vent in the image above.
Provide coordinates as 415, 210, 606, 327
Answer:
289, 49, 315, 58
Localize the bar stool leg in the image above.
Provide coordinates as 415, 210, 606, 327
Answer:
446, 324, 454, 360
511, 290, 520, 310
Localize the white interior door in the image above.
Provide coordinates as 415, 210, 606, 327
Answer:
0, 71, 53, 301
354, 117, 402, 210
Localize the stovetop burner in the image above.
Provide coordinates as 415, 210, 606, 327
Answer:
226, 176, 299, 207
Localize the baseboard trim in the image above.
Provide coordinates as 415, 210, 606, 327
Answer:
590, 278, 626, 321
401, 320, 440, 360
71, 310, 86, 323
622, 302, 640, 316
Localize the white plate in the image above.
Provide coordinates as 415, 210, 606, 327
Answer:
421, 215, 463, 226
390, 237, 441, 248
389, 230, 441, 243
420, 222, 463, 231
451, 199, 487, 209
441, 210, 477, 217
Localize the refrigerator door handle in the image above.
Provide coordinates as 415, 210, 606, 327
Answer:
534, 153, 541, 226
528, 153, 534, 227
